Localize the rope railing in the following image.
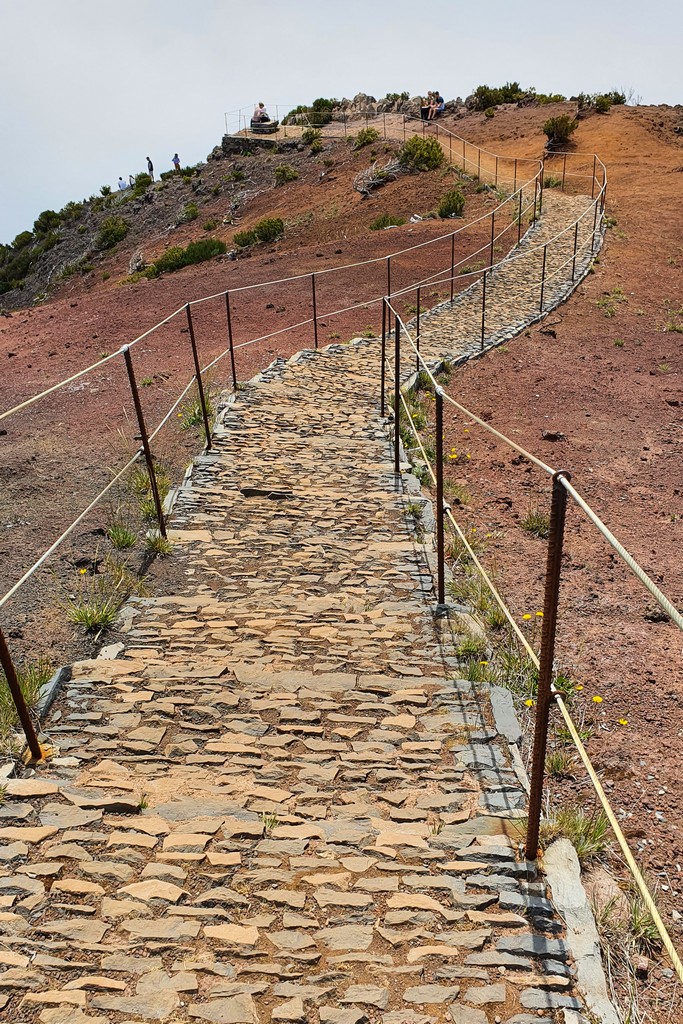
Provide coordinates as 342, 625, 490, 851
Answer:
384, 301, 683, 984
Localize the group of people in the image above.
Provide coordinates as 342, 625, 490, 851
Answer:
116, 155, 181, 191
420, 91, 445, 120
252, 102, 271, 123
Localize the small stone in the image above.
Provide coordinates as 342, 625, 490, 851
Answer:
90, 991, 180, 1019
403, 985, 460, 1004
271, 997, 306, 1022
204, 924, 259, 946
341, 985, 389, 1009
118, 880, 188, 902
316, 925, 373, 950
188, 994, 258, 1023
464, 983, 506, 1005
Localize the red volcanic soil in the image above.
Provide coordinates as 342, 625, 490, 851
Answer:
1, 103, 682, 1009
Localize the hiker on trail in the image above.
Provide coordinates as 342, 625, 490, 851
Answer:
117, 176, 128, 191
146, 156, 154, 180
172, 153, 181, 173
252, 102, 270, 123
128, 174, 135, 187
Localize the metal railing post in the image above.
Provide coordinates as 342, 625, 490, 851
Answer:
380, 298, 387, 417
403, 116, 406, 142
533, 177, 538, 224
591, 199, 599, 253
311, 273, 318, 350
449, 132, 452, 163
539, 162, 545, 216
495, 155, 499, 186
383, 111, 386, 140
225, 291, 237, 390
539, 245, 548, 312
517, 188, 523, 245
513, 157, 517, 192
480, 270, 487, 350
387, 256, 391, 298
393, 315, 401, 475
571, 222, 579, 282
416, 286, 421, 372
477, 148, 481, 181
185, 304, 212, 452
450, 234, 455, 303
462, 138, 466, 172
591, 154, 597, 199
0, 627, 43, 761
525, 471, 571, 861
562, 153, 567, 192
489, 211, 495, 266
122, 346, 167, 538
435, 388, 446, 606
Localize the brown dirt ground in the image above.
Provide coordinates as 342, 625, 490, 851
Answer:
1, 101, 682, 1013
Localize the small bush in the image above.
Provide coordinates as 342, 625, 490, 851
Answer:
310, 139, 323, 155
203, 218, 218, 231
521, 507, 550, 539
107, 522, 137, 550
438, 189, 465, 219
543, 115, 578, 144
302, 127, 322, 146
484, 107, 495, 119
398, 135, 445, 172
594, 94, 612, 114
233, 230, 256, 248
543, 174, 563, 188
182, 202, 199, 222
151, 237, 227, 275
369, 213, 406, 231
229, 169, 245, 182
100, 185, 112, 197
355, 127, 381, 149
95, 216, 129, 251
275, 164, 299, 186
254, 217, 284, 243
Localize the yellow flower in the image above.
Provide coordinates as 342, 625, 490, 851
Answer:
79, 568, 87, 575
524, 699, 534, 707
536, 611, 543, 617
576, 684, 584, 691
479, 660, 488, 665
466, 454, 471, 459
522, 613, 532, 620
618, 718, 628, 726
592, 695, 603, 703
177, 412, 183, 418
463, 428, 469, 433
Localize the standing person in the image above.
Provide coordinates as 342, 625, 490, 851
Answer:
172, 153, 181, 173
128, 173, 135, 187
146, 156, 154, 181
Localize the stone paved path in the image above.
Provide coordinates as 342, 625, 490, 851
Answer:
0, 192, 599, 1024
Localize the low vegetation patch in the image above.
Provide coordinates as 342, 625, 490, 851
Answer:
369, 213, 405, 231
95, 216, 129, 251
543, 114, 578, 144
274, 164, 299, 186
354, 127, 380, 149
143, 238, 227, 277
438, 189, 465, 219
0, 657, 53, 750
234, 217, 285, 248
398, 135, 445, 172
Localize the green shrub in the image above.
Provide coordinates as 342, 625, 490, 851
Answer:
94, 216, 129, 250
472, 81, 526, 110
233, 229, 257, 248
302, 127, 322, 145
398, 135, 445, 171
150, 238, 227, 275
543, 114, 578, 144
537, 93, 567, 104
182, 202, 199, 222
310, 139, 323, 154
355, 127, 381, 149
203, 218, 218, 231
543, 174, 563, 188
254, 217, 284, 242
438, 189, 465, 218
594, 94, 612, 114
100, 185, 112, 197
275, 164, 299, 186
484, 107, 495, 119
607, 90, 626, 105
369, 213, 406, 231
229, 169, 245, 182
33, 209, 61, 235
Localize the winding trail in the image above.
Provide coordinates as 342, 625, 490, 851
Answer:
0, 158, 609, 1024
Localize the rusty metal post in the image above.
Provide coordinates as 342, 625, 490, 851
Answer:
525, 471, 571, 861
477, 148, 481, 181
416, 286, 421, 372
517, 187, 523, 245
489, 211, 495, 266
380, 298, 387, 417
533, 177, 538, 224
393, 315, 401, 475
571, 222, 579, 282
123, 346, 167, 538
0, 627, 43, 761
591, 154, 597, 199
387, 256, 391, 298
591, 198, 599, 253
462, 138, 466, 172
383, 111, 386, 140
311, 273, 318, 350
539, 162, 545, 216
449, 132, 452, 163
450, 234, 455, 303
403, 116, 406, 142
480, 270, 487, 350
495, 155, 499, 186
225, 291, 237, 390
539, 245, 548, 312
185, 304, 212, 451
435, 388, 446, 606
513, 157, 517, 192
562, 152, 567, 191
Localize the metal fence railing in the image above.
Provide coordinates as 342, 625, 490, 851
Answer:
382, 297, 683, 986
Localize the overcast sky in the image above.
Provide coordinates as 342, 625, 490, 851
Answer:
1, 0, 680, 244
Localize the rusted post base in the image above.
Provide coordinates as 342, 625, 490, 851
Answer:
0, 628, 44, 761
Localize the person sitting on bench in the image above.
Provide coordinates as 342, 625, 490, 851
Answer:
252, 102, 270, 123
